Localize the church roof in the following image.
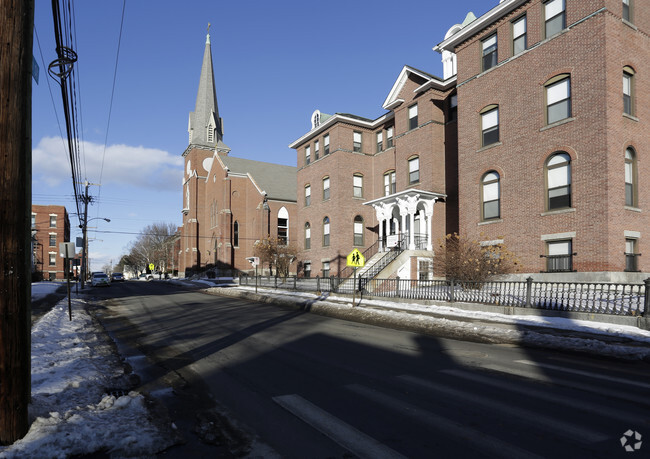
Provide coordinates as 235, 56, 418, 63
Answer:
219, 155, 297, 202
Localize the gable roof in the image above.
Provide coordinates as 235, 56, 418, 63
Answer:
382, 65, 451, 110
219, 155, 297, 202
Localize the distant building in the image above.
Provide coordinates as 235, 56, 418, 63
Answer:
435, 0, 649, 281
179, 33, 297, 276
31, 205, 70, 281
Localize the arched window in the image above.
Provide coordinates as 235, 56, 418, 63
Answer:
353, 174, 363, 198
625, 147, 637, 207
277, 207, 289, 245
481, 171, 500, 220
353, 216, 364, 246
545, 74, 571, 124
480, 105, 499, 147
408, 156, 420, 184
623, 66, 635, 116
304, 222, 311, 249
323, 217, 330, 247
233, 221, 239, 247
384, 170, 396, 196
546, 152, 571, 210
304, 184, 311, 206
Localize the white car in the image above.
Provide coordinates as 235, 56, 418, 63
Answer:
138, 273, 153, 281
91, 272, 110, 287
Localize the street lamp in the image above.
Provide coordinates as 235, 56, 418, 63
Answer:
80, 217, 110, 289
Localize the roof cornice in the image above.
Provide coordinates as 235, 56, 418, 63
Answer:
288, 112, 393, 149
434, 0, 528, 53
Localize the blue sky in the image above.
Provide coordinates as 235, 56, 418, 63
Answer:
32, 0, 493, 272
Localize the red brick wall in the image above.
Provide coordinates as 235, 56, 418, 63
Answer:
32, 205, 70, 280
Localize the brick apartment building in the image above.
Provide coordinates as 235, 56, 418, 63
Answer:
31, 204, 70, 281
179, 33, 297, 276
435, 0, 649, 281
289, 66, 458, 278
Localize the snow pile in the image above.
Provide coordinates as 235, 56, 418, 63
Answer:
0, 298, 174, 458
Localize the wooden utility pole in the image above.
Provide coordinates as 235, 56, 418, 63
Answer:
0, 0, 35, 444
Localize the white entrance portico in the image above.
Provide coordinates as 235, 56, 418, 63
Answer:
364, 190, 445, 252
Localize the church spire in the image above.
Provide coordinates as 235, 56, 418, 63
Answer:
188, 27, 223, 149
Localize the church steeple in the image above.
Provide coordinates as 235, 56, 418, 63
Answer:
188, 28, 225, 150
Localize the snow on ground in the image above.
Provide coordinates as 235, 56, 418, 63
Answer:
31, 282, 65, 301
0, 293, 175, 459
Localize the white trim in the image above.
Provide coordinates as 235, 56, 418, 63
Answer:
289, 112, 391, 149
624, 230, 641, 239
480, 239, 504, 246
541, 231, 576, 241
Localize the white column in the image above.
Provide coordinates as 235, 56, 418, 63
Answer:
425, 200, 434, 251
409, 212, 415, 250
378, 217, 384, 252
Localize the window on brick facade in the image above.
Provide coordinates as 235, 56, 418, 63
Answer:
322, 260, 330, 277
314, 140, 320, 160
545, 75, 571, 124
324, 134, 330, 155
304, 222, 311, 249
305, 145, 311, 165
482, 34, 498, 71
625, 147, 637, 207
408, 156, 420, 185
623, 0, 633, 23
353, 131, 362, 152
277, 207, 288, 245
353, 174, 363, 198
384, 170, 396, 196
544, 0, 565, 39
449, 94, 458, 122
304, 261, 311, 278
512, 15, 527, 55
386, 127, 394, 148
50, 215, 56, 228
376, 132, 383, 153
323, 217, 330, 247
623, 67, 635, 116
233, 221, 239, 247
49, 234, 56, 247
481, 171, 500, 220
545, 239, 573, 272
304, 184, 311, 206
323, 177, 330, 200
49, 253, 56, 266
31, 213, 36, 228
353, 215, 364, 246
546, 152, 571, 210
480, 105, 499, 147
625, 238, 639, 272
408, 104, 418, 130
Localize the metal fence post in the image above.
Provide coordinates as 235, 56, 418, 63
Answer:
274, 276, 278, 288
293, 275, 297, 290
449, 279, 455, 303
525, 276, 533, 308
316, 275, 320, 293
396, 276, 400, 298
641, 278, 650, 317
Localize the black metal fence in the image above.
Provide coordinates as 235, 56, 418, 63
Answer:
239, 275, 650, 317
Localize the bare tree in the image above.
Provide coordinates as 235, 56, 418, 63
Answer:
125, 222, 178, 275
254, 237, 298, 277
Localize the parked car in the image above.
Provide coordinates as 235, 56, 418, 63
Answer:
111, 272, 124, 282
138, 273, 153, 281
91, 272, 110, 287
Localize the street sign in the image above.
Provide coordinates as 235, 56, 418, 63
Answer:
59, 242, 75, 258
346, 249, 365, 267
149, 263, 155, 271
246, 256, 260, 267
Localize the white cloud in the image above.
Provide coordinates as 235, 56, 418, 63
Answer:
33, 137, 183, 191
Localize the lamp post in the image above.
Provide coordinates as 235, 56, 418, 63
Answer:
80, 217, 110, 289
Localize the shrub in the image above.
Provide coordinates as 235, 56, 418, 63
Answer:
434, 233, 518, 285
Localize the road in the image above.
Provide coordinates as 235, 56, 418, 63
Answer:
86, 281, 650, 458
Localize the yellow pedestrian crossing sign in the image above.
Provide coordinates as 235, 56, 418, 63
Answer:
149, 263, 155, 271
346, 249, 365, 267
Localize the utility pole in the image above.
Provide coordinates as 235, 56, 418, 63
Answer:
0, 0, 35, 444
79, 181, 99, 289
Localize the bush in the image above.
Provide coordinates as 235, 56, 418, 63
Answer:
434, 233, 518, 285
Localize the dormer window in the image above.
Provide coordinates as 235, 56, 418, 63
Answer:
313, 112, 320, 127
